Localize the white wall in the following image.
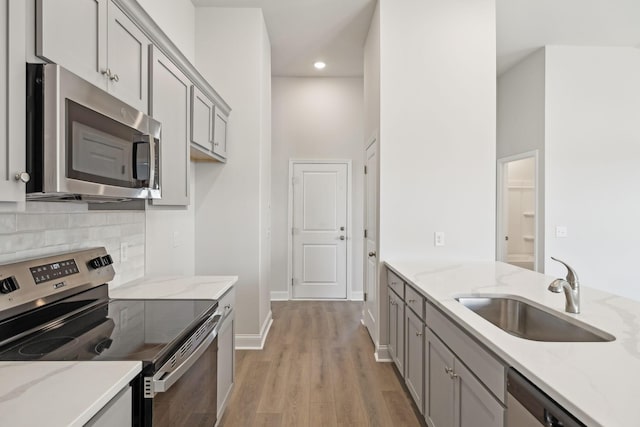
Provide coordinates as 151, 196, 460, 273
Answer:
544, 46, 640, 299
135, 0, 196, 62
271, 77, 365, 300
497, 49, 546, 269
364, 2, 380, 147
378, 0, 496, 260
195, 8, 272, 344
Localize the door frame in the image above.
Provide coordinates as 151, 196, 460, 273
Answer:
496, 150, 540, 271
287, 159, 353, 300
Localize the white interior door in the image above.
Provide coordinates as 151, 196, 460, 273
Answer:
291, 163, 348, 299
363, 140, 378, 339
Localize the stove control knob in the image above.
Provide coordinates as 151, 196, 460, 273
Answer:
0, 276, 19, 294
101, 255, 113, 266
88, 257, 104, 270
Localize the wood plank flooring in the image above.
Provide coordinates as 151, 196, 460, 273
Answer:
219, 301, 423, 427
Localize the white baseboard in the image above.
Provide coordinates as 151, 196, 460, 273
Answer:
270, 291, 289, 301
375, 345, 392, 362
351, 291, 364, 301
235, 310, 273, 350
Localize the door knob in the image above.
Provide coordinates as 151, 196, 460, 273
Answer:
339, 236, 345, 241
340, 226, 345, 231
14, 172, 30, 183
368, 251, 376, 257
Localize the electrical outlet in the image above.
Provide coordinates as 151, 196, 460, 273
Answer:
555, 226, 568, 238
434, 231, 445, 247
120, 242, 128, 262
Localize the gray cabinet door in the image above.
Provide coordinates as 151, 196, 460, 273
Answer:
388, 293, 397, 365
405, 307, 424, 413
191, 85, 214, 152
149, 46, 190, 206
0, 0, 26, 202
455, 361, 505, 427
37, 0, 108, 90
212, 107, 228, 158
427, 331, 455, 427
106, 1, 149, 113
217, 314, 234, 418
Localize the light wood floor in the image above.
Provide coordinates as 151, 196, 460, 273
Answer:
219, 301, 423, 427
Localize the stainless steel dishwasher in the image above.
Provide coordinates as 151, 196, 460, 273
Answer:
507, 368, 586, 427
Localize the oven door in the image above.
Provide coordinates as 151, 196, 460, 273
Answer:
143, 313, 226, 427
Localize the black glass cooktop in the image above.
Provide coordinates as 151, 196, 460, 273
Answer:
0, 296, 217, 369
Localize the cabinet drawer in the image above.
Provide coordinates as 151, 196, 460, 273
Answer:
405, 285, 425, 320
426, 302, 506, 403
387, 269, 404, 300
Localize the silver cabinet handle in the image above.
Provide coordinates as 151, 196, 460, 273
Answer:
14, 172, 30, 183
368, 251, 377, 257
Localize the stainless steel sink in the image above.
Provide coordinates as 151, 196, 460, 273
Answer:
455, 296, 615, 342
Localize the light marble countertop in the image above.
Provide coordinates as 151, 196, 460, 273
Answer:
110, 275, 238, 300
0, 361, 141, 427
385, 259, 640, 427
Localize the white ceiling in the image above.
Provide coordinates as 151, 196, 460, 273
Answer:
192, 0, 376, 77
497, 0, 640, 74
192, 0, 640, 77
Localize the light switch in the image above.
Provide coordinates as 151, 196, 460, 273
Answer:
434, 231, 445, 246
555, 226, 568, 238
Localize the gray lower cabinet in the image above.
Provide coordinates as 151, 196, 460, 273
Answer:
405, 307, 424, 413
426, 330, 504, 427
388, 288, 404, 375
85, 386, 132, 427
216, 288, 236, 420
148, 45, 190, 206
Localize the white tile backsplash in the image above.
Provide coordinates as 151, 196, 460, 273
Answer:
0, 202, 145, 287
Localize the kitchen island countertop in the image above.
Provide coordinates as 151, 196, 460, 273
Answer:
385, 259, 640, 427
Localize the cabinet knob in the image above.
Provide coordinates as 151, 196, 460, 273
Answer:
214, 142, 219, 146
408, 299, 416, 303
224, 304, 231, 311
14, 172, 30, 183
368, 251, 377, 257
101, 68, 112, 77
416, 331, 422, 337
110, 73, 120, 82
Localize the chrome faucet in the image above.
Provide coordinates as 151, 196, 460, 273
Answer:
548, 257, 580, 314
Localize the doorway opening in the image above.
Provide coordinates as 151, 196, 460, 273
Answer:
497, 152, 539, 271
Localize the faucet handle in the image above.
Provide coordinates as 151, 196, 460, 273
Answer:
550, 257, 579, 285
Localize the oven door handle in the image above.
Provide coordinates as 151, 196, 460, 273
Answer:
151, 313, 222, 394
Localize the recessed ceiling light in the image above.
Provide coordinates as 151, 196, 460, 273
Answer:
314, 61, 326, 70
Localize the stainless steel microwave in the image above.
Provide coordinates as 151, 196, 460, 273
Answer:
26, 64, 161, 202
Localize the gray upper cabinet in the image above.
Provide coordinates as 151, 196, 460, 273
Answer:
190, 85, 214, 153
149, 46, 190, 206
36, 0, 107, 90
212, 107, 228, 159
106, 1, 149, 112
36, 0, 149, 112
0, 0, 26, 202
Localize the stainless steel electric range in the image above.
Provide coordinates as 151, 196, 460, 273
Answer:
0, 247, 224, 427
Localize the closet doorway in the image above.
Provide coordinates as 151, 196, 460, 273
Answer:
497, 152, 539, 271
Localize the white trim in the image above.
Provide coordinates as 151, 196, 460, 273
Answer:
496, 150, 541, 272
374, 345, 392, 362
270, 291, 289, 301
287, 159, 353, 300
235, 311, 273, 350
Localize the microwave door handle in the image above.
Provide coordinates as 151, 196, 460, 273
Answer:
146, 135, 157, 190
150, 313, 222, 394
